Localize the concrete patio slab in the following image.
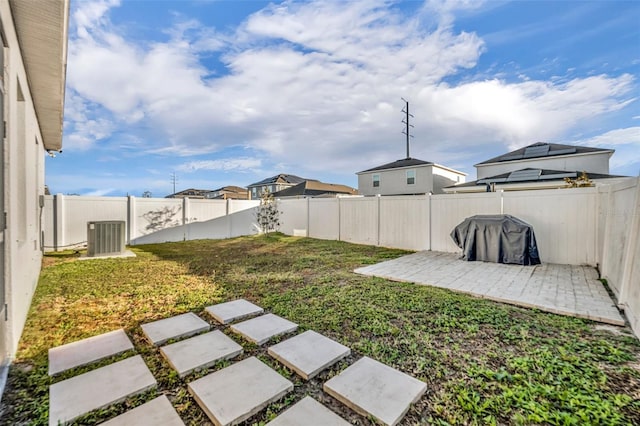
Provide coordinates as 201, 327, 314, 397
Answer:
268, 330, 350, 380
205, 299, 264, 324
266, 396, 350, 426
355, 251, 625, 326
101, 395, 184, 426
49, 355, 156, 426
141, 312, 210, 346
323, 357, 427, 426
230, 314, 298, 345
160, 330, 243, 377
188, 356, 293, 426
48, 329, 134, 376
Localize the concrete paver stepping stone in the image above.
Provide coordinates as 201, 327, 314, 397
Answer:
101, 395, 184, 426
230, 314, 298, 345
141, 312, 210, 346
266, 396, 350, 426
323, 357, 427, 426
205, 299, 264, 324
268, 330, 350, 380
49, 355, 156, 426
188, 356, 293, 426
48, 329, 134, 376
160, 330, 243, 377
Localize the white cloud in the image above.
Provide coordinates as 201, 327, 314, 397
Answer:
82, 188, 117, 197
177, 158, 262, 172
64, 0, 637, 176
576, 127, 640, 147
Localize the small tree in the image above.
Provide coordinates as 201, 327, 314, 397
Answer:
256, 190, 280, 234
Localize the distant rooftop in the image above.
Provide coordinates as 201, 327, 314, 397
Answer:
357, 158, 433, 174
273, 180, 357, 198
165, 188, 211, 198
247, 174, 309, 187
476, 142, 614, 166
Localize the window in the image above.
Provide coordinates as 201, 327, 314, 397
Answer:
406, 169, 416, 185
373, 174, 380, 187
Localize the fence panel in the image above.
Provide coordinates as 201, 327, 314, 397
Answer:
229, 200, 259, 214
431, 192, 501, 253
308, 198, 340, 240
600, 180, 638, 297
187, 199, 228, 224
62, 196, 128, 249
503, 188, 598, 265
133, 198, 184, 240
278, 199, 308, 236
339, 197, 379, 245
379, 195, 430, 250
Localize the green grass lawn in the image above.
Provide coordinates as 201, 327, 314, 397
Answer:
1, 234, 639, 425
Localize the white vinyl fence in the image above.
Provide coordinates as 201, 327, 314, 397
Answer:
43, 195, 258, 250
43, 178, 640, 336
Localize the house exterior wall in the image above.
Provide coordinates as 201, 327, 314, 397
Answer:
476, 152, 611, 179
249, 183, 293, 200
432, 166, 466, 194
0, 2, 49, 364
358, 165, 434, 196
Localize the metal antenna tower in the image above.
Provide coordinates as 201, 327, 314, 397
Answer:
401, 97, 414, 159
170, 172, 178, 195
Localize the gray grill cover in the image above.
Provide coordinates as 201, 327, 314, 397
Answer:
450, 215, 541, 265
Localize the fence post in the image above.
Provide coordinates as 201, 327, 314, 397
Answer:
428, 193, 432, 251
306, 197, 310, 237
127, 195, 136, 245
338, 197, 342, 241
376, 195, 381, 246
500, 190, 504, 214
54, 193, 65, 251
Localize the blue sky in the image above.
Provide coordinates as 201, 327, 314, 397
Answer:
47, 0, 640, 197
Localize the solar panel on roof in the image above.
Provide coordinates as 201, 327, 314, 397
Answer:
507, 169, 542, 182
523, 145, 550, 158
548, 148, 577, 156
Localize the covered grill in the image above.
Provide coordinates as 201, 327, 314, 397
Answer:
451, 215, 541, 265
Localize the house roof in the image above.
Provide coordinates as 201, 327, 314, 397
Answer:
273, 181, 357, 197
10, 0, 69, 151
449, 168, 625, 189
165, 188, 211, 198
476, 142, 614, 166
357, 158, 433, 174
247, 174, 308, 187
210, 185, 247, 193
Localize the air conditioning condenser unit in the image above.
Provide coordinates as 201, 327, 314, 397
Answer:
87, 221, 126, 257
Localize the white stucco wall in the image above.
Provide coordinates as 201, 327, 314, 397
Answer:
476, 152, 612, 179
358, 164, 434, 196
0, 2, 48, 363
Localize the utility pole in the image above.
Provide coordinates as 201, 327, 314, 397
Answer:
170, 172, 178, 195
401, 97, 414, 159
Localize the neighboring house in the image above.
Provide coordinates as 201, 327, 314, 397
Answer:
204, 186, 249, 200
357, 158, 466, 196
476, 142, 614, 179
165, 188, 211, 199
247, 174, 307, 199
272, 180, 358, 198
0, 0, 69, 384
444, 142, 624, 193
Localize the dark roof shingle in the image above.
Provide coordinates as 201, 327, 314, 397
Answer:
357, 158, 433, 173
476, 142, 614, 166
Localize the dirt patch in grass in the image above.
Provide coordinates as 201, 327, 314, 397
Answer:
1, 234, 639, 425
